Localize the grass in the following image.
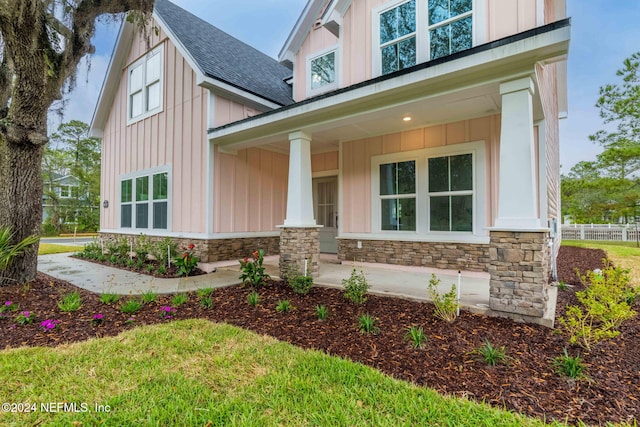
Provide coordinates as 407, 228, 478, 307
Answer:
38, 243, 83, 255
562, 240, 640, 285
0, 320, 558, 426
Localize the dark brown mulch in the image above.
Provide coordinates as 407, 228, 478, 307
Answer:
1, 246, 638, 426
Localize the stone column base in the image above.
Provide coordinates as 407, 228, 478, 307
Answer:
488, 231, 554, 326
279, 227, 321, 278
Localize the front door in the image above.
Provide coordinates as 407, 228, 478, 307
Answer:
313, 176, 338, 253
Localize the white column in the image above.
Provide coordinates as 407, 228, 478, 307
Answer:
283, 131, 317, 227
494, 77, 542, 230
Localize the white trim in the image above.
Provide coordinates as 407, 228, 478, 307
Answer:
337, 233, 490, 245
370, 140, 487, 237
306, 44, 341, 97
279, 0, 328, 65
99, 230, 281, 240
126, 44, 165, 126
536, 0, 545, 27
338, 140, 344, 237
536, 119, 548, 221
205, 92, 216, 235
312, 169, 339, 178
118, 165, 172, 232
474, 0, 487, 45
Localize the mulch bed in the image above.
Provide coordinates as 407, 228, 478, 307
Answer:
1, 246, 638, 426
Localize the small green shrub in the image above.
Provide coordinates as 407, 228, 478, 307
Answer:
559, 263, 637, 351
358, 313, 379, 334
99, 293, 119, 305
239, 249, 270, 286
78, 239, 102, 260
105, 237, 130, 260
405, 326, 427, 349
427, 274, 458, 322
291, 275, 314, 295
556, 281, 568, 291
150, 237, 177, 267
200, 297, 213, 309
14, 311, 34, 325
145, 263, 155, 273
120, 299, 142, 314
473, 339, 507, 366
553, 348, 586, 379
141, 290, 158, 304
247, 291, 260, 306
315, 305, 328, 321
197, 288, 214, 299
58, 291, 82, 312
342, 268, 370, 304
126, 259, 136, 268
156, 264, 167, 275
134, 234, 152, 262
171, 293, 188, 307
275, 300, 293, 313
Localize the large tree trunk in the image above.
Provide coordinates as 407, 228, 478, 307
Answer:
0, 133, 44, 285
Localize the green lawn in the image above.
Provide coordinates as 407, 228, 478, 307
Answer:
0, 320, 561, 427
38, 243, 82, 255
562, 240, 640, 285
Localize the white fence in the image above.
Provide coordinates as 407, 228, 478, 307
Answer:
562, 224, 640, 242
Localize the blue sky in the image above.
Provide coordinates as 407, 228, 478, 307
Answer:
54, 0, 640, 173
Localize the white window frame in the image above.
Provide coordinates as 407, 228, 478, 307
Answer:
58, 185, 71, 198
427, 153, 474, 232
127, 45, 164, 125
118, 166, 171, 232
306, 45, 340, 97
371, 140, 486, 240
378, 160, 418, 232
372, 0, 486, 77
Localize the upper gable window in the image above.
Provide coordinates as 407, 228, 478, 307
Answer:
307, 46, 339, 96
128, 45, 164, 124
374, 0, 474, 76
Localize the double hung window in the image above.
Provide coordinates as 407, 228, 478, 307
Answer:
128, 46, 163, 122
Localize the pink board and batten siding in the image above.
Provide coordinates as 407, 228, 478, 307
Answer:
341, 116, 501, 233
100, 25, 208, 234
294, 0, 552, 102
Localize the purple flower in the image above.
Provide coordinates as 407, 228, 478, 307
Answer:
22, 311, 30, 318
93, 314, 103, 320
40, 319, 59, 330
5, 301, 11, 306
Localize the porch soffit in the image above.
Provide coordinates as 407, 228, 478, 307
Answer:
211, 20, 570, 154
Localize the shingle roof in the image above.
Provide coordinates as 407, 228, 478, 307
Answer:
154, 0, 294, 106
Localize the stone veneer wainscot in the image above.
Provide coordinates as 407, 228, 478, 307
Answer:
279, 227, 321, 278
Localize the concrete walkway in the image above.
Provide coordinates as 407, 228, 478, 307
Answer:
38, 253, 491, 313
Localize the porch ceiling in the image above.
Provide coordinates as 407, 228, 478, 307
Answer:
209, 21, 569, 155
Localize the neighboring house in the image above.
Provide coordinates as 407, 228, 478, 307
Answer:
42, 174, 82, 223
91, 0, 570, 325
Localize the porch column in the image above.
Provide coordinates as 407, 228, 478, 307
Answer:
488, 77, 553, 327
279, 131, 321, 278
494, 77, 540, 229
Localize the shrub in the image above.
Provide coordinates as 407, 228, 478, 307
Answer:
78, 239, 102, 260
291, 275, 314, 295
105, 237, 130, 261
171, 293, 188, 306
556, 281, 568, 291
58, 291, 82, 312
99, 293, 119, 305
15, 311, 34, 325
553, 348, 586, 379
239, 249, 270, 287
0, 227, 39, 272
473, 339, 508, 366
405, 326, 427, 349
275, 300, 293, 313
559, 263, 637, 351
427, 274, 458, 322
156, 264, 167, 276
173, 244, 199, 277
120, 299, 142, 314
141, 290, 158, 304
247, 291, 260, 306
358, 313, 379, 334
0, 300, 18, 313
134, 234, 152, 262
150, 237, 177, 267
342, 268, 370, 304
315, 305, 328, 321
197, 288, 214, 299
200, 297, 213, 309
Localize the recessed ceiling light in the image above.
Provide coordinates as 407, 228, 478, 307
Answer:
403, 116, 412, 122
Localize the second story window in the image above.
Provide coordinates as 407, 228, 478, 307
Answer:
128, 45, 163, 123
428, 0, 473, 60
307, 46, 339, 96
375, 0, 474, 76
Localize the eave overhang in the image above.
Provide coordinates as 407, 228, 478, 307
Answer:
210, 19, 571, 150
